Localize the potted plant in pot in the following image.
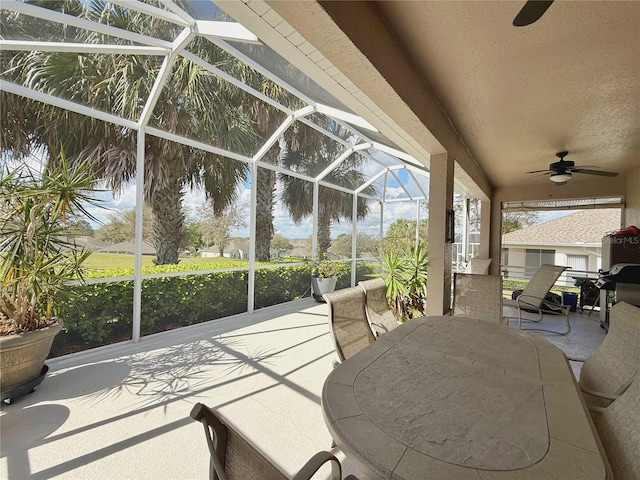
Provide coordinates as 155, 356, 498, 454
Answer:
381, 246, 428, 321
311, 255, 341, 302
1, 156, 99, 403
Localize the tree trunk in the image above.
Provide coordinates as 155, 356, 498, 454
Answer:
150, 175, 184, 265
317, 208, 332, 257
255, 167, 275, 262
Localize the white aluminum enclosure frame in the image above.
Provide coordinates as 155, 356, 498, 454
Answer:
0, 0, 442, 342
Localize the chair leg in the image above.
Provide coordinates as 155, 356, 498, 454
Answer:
586, 296, 600, 317
513, 307, 543, 327
519, 306, 571, 335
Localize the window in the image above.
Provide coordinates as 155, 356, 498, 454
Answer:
566, 254, 588, 274
525, 249, 555, 278
501, 248, 509, 268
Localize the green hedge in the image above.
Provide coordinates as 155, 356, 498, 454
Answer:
502, 277, 580, 296
502, 278, 529, 292
50, 263, 378, 357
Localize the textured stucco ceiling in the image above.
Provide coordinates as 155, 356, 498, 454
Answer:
263, 0, 639, 192
373, 0, 640, 188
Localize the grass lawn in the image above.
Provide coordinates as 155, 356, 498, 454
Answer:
84, 252, 247, 271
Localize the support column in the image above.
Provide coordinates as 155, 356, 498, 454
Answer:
489, 197, 504, 276
132, 128, 145, 343
426, 153, 454, 315
351, 193, 357, 286
461, 198, 469, 264
247, 162, 257, 314
479, 199, 491, 259
415, 199, 421, 249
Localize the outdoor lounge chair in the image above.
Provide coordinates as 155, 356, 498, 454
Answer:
591, 375, 640, 480
503, 264, 571, 335
452, 273, 503, 323
570, 301, 640, 408
359, 277, 399, 336
324, 287, 376, 362
463, 257, 492, 275
190, 403, 356, 480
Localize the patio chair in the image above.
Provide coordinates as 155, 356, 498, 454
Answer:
359, 277, 399, 336
463, 257, 492, 275
324, 287, 376, 362
190, 403, 356, 480
569, 301, 640, 408
452, 273, 503, 323
591, 376, 640, 480
503, 264, 571, 335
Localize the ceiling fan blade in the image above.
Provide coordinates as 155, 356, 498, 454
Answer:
516, 172, 550, 184
572, 169, 618, 177
524, 169, 552, 174
513, 1, 554, 27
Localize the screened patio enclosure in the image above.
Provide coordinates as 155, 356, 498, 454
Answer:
0, 0, 447, 352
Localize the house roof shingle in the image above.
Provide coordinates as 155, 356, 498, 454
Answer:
98, 240, 156, 255
503, 209, 621, 246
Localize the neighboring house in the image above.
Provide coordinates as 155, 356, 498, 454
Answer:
502, 209, 621, 283
98, 240, 156, 255
200, 240, 249, 259
67, 236, 110, 251
289, 246, 311, 259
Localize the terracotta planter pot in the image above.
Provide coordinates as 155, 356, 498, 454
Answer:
0, 321, 62, 392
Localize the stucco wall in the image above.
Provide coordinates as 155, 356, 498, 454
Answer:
505, 245, 602, 279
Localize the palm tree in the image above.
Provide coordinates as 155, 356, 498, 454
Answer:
222, 44, 319, 262
280, 123, 377, 257
1, 1, 256, 264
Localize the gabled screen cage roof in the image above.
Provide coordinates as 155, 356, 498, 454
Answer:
0, 0, 430, 203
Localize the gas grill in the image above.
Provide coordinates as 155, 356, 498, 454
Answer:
595, 263, 640, 331
595, 263, 640, 289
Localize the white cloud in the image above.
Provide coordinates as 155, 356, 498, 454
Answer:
111, 182, 138, 208
383, 186, 408, 200
183, 186, 206, 210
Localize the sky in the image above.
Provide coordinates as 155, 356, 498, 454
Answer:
8, 152, 575, 242
538, 210, 573, 222
5, 150, 431, 240
88, 176, 428, 241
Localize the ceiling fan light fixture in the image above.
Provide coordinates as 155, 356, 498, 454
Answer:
550, 172, 572, 183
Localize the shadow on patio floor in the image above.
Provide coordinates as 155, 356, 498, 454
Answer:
1, 299, 604, 480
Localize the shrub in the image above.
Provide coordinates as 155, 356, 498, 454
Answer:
50, 263, 387, 357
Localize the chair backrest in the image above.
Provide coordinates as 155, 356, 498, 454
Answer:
324, 287, 376, 362
359, 277, 399, 336
190, 403, 346, 480
463, 257, 492, 275
520, 264, 568, 308
579, 301, 640, 396
190, 403, 287, 480
453, 273, 503, 323
595, 375, 640, 480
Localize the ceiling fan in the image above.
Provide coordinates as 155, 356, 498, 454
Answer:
513, 1, 554, 26
525, 151, 618, 185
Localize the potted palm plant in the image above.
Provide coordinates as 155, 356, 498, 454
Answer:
311, 254, 341, 302
381, 246, 428, 320
1, 156, 99, 403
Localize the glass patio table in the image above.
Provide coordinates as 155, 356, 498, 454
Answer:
322, 315, 611, 479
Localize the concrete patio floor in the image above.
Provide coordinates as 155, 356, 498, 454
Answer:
1, 298, 606, 480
